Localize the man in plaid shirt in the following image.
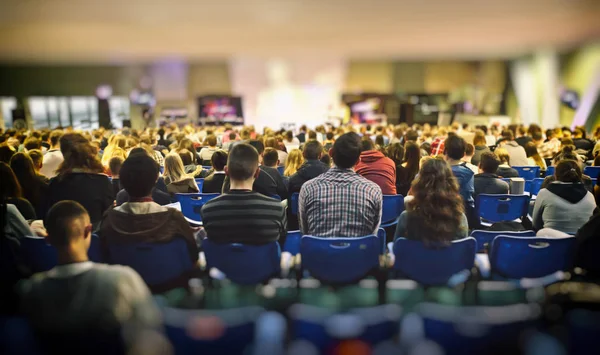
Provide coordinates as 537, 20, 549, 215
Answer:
299, 132, 382, 238
430, 128, 448, 156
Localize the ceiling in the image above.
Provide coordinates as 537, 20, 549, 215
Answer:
0, 0, 599, 63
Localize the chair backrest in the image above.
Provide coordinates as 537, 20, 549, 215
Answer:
476, 194, 530, 223
195, 178, 205, 192
176, 193, 220, 223
530, 178, 545, 196
545, 166, 555, 177
489, 235, 576, 278
470, 230, 536, 252
290, 192, 300, 215
20, 236, 57, 273
382, 195, 405, 225
283, 230, 302, 255
300, 236, 380, 284
203, 239, 281, 285
583, 166, 600, 179
392, 237, 476, 286
277, 166, 285, 176
512, 166, 540, 180
106, 238, 194, 286
202, 165, 212, 171
88, 234, 102, 263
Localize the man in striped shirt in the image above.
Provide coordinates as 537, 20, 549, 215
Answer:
201, 143, 287, 246
299, 132, 382, 238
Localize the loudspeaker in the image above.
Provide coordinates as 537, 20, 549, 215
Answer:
97, 98, 112, 129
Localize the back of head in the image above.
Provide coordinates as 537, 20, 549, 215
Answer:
228, 143, 259, 181
554, 144, 579, 165
444, 135, 466, 160
502, 130, 515, 141
211, 150, 228, 171
532, 131, 543, 142
9, 152, 37, 184
248, 140, 265, 155
473, 130, 486, 146
525, 142, 539, 157
120, 153, 159, 198
331, 133, 361, 169
264, 137, 277, 149
360, 138, 375, 152
206, 135, 217, 147
28, 149, 44, 169
45, 200, 91, 248
326, 132, 334, 141
308, 131, 317, 140
58, 133, 103, 175
387, 143, 404, 165
108, 156, 124, 176
262, 148, 279, 167
555, 160, 582, 183
229, 132, 237, 140
465, 143, 474, 157
49, 130, 63, 147
178, 149, 194, 166
479, 152, 500, 174
164, 154, 186, 182
303, 140, 323, 160
405, 130, 418, 142
24, 137, 41, 151
495, 147, 510, 165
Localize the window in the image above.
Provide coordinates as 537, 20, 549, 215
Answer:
0, 97, 17, 128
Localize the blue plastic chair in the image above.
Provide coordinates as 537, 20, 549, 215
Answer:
391, 237, 476, 286
300, 235, 380, 284
0, 317, 42, 355
489, 235, 576, 279
269, 194, 281, 201
203, 239, 281, 285
283, 230, 302, 256
476, 194, 530, 224
195, 178, 205, 192
88, 234, 102, 263
290, 192, 299, 215
176, 193, 220, 224
107, 238, 194, 287
512, 166, 540, 180
20, 236, 58, 273
381, 195, 405, 228
583, 166, 600, 179
530, 178, 545, 196
202, 165, 212, 171
470, 230, 535, 252
277, 166, 285, 176
546, 166, 555, 177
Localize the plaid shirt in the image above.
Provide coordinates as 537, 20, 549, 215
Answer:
299, 167, 382, 238
430, 137, 446, 156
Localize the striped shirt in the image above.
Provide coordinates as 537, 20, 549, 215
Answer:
299, 167, 382, 238
201, 190, 286, 245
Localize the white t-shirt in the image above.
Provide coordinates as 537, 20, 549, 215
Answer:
41, 149, 64, 178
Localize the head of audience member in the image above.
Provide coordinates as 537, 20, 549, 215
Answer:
444, 135, 466, 162
303, 140, 323, 161
210, 150, 228, 172
178, 149, 195, 166
501, 130, 515, 143
284, 149, 304, 176
45, 201, 92, 263
248, 140, 265, 163
24, 137, 42, 151
320, 154, 332, 167
262, 148, 279, 168
518, 126, 528, 138
330, 132, 361, 169
420, 142, 432, 156
405, 130, 418, 143
0, 145, 14, 165
464, 143, 475, 160
360, 138, 375, 153
595, 155, 600, 167
528, 124, 542, 137
120, 153, 160, 200
229, 132, 238, 142
325, 132, 335, 142
178, 138, 196, 155
264, 137, 278, 150
205, 135, 217, 148
562, 128, 572, 139
555, 160, 583, 183
28, 149, 44, 173
164, 153, 189, 183
0, 162, 22, 200
308, 131, 317, 141
109, 156, 124, 178
10, 152, 39, 187
495, 147, 511, 166
573, 127, 586, 139
532, 131, 544, 146
408, 158, 465, 243
375, 135, 385, 148
57, 133, 104, 176
479, 152, 501, 175
387, 143, 404, 166
285, 131, 295, 143
226, 143, 260, 189
553, 145, 580, 166
525, 142, 544, 166
473, 130, 486, 147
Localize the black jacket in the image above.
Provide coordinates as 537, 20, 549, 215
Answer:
202, 173, 226, 194
288, 160, 329, 193
474, 173, 509, 198
222, 167, 279, 198
260, 166, 288, 199
497, 166, 519, 178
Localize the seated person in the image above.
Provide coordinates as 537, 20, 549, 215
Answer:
19, 200, 167, 354
202, 150, 228, 194
178, 149, 203, 176
115, 149, 172, 206
163, 153, 200, 194
288, 140, 329, 194
27, 149, 49, 183
0, 162, 36, 220
201, 143, 286, 245
260, 147, 288, 199
474, 152, 509, 198
494, 148, 520, 178
108, 156, 124, 197
395, 158, 468, 243
355, 138, 397, 195
533, 160, 596, 237
99, 153, 199, 265
444, 135, 475, 220
221, 140, 279, 197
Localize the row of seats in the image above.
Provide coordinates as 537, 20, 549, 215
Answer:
511, 165, 600, 180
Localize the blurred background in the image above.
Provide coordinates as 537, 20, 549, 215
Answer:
0, 0, 598, 131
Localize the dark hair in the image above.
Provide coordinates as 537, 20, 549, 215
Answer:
24, 137, 41, 151
326, 132, 334, 140
404, 142, 421, 183
57, 133, 104, 176
360, 138, 375, 152
553, 145, 579, 165
28, 149, 44, 169
229, 132, 237, 140
211, 150, 228, 171
465, 143, 474, 156
308, 131, 317, 140
375, 135, 385, 147
304, 140, 323, 160
387, 143, 405, 166
331, 133, 361, 169
420, 142, 432, 156
10, 152, 44, 209
532, 131, 543, 141
248, 140, 265, 155
262, 148, 279, 167
228, 143, 259, 180
206, 135, 217, 147
129, 147, 149, 157
108, 156, 124, 176
320, 154, 331, 167
0, 162, 22, 200
555, 160, 582, 183
0, 146, 15, 164
45, 200, 89, 247
120, 153, 159, 198
479, 152, 500, 174
502, 130, 515, 141
444, 135, 466, 160
178, 149, 194, 166
405, 130, 418, 142
407, 158, 465, 243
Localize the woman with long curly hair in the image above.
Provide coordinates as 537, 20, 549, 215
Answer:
284, 149, 304, 177
394, 158, 468, 243
45, 133, 114, 226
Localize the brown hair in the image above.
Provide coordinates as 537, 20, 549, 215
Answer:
0, 162, 22, 199
56, 133, 104, 176
525, 142, 545, 169
555, 160, 582, 183
495, 147, 510, 165
473, 130, 486, 146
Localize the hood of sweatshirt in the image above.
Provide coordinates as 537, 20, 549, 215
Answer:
546, 182, 588, 203
359, 150, 386, 164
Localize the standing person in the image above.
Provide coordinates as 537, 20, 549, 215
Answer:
45, 133, 114, 228
19, 201, 169, 355
288, 141, 328, 194
201, 143, 287, 245
40, 130, 64, 178
394, 158, 468, 242
471, 130, 490, 166
9, 152, 49, 219
444, 135, 475, 224
355, 139, 397, 195
299, 133, 382, 238
202, 150, 228, 194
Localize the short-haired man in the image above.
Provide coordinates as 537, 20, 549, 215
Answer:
444, 135, 475, 223
202, 150, 228, 193
498, 130, 529, 166
288, 140, 329, 194
100, 153, 199, 268
474, 152, 509, 198
19, 200, 166, 353
201, 143, 287, 245
115, 149, 172, 206
355, 138, 397, 194
41, 130, 64, 178
200, 135, 219, 165
24, 137, 42, 151
262, 147, 280, 168
299, 132, 382, 237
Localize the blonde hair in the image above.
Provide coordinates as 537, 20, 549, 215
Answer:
284, 149, 304, 177
164, 153, 192, 183
101, 135, 126, 166
495, 147, 510, 165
